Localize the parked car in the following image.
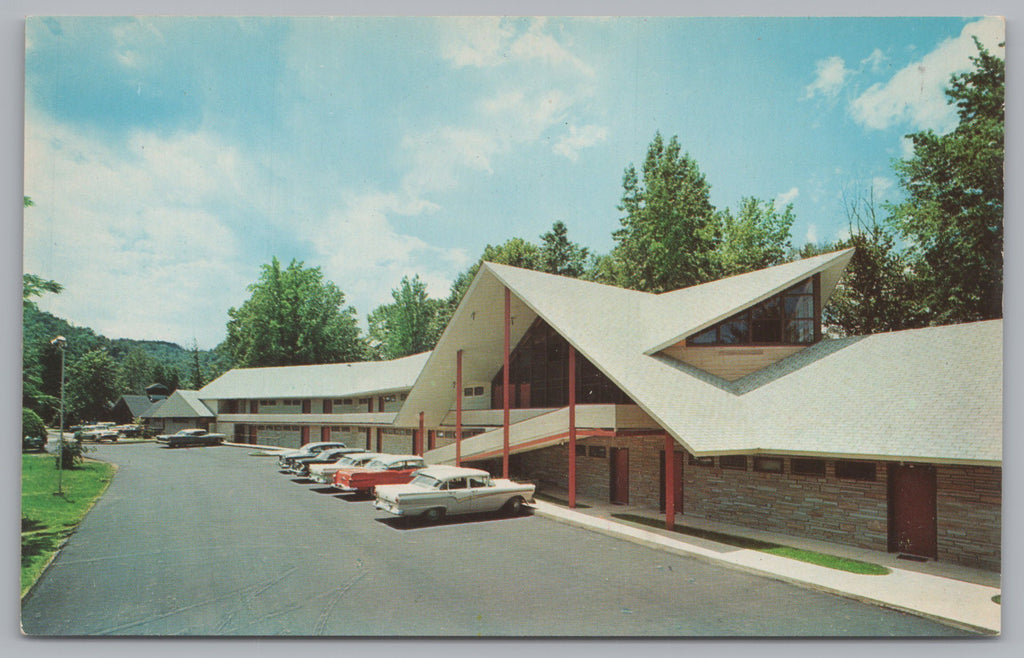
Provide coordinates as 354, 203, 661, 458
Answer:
156, 428, 226, 448
22, 434, 47, 452
276, 442, 348, 469
309, 452, 385, 485
75, 424, 119, 442
332, 454, 427, 496
289, 447, 366, 477
374, 465, 535, 522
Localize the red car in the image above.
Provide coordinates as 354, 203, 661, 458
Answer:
332, 454, 426, 495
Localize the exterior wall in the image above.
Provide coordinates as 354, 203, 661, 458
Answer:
660, 345, 805, 381
683, 456, 890, 552
936, 465, 1001, 571
380, 430, 415, 455
510, 434, 667, 509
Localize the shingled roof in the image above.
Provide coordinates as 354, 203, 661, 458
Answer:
398, 250, 1001, 465
198, 351, 430, 400
142, 390, 215, 419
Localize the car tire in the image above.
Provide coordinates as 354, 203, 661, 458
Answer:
505, 496, 526, 516
424, 507, 446, 523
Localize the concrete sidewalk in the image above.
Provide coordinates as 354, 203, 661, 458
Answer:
530, 498, 1001, 635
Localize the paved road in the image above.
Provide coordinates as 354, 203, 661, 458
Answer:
21, 443, 970, 636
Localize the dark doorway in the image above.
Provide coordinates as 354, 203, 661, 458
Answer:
610, 448, 629, 505
888, 463, 937, 558
659, 450, 684, 512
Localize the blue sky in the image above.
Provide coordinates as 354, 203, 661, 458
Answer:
23, 16, 1005, 349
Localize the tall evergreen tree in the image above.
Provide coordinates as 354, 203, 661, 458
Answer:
539, 221, 590, 277
888, 39, 1004, 324
613, 132, 721, 292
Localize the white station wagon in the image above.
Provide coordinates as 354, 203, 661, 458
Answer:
374, 465, 535, 523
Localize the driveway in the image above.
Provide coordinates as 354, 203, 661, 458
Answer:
21, 443, 970, 636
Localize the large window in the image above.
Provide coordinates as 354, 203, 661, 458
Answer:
491, 318, 632, 408
687, 275, 820, 346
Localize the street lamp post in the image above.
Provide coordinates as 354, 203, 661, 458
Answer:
50, 336, 66, 495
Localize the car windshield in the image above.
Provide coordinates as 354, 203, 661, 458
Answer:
410, 474, 442, 489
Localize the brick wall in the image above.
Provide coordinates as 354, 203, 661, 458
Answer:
684, 457, 890, 552
936, 465, 1001, 571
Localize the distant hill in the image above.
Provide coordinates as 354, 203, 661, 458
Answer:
23, 304, 229, 388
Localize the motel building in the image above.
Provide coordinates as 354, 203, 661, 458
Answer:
198, 249, 1002, 572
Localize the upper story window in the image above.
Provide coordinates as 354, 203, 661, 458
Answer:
687, 275, 819, 347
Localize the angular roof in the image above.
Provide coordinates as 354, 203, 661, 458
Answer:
142, 390, 215, 419
399, 251, 1001, 465
114, 395, 157, 417
198, 352, 430, 400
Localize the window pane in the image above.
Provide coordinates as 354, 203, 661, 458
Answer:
689, 326, 717, 345
719, 319, 749, 344
836, 460, 876, 481
751, 319, 782, 343
785, 279, 813, 295
720, 455, 747, 470
784, 295, 814, 318
754, 457, 784, 473
785, 319, 815, 343
792, 458, 826, 476
750, 296, 781, 320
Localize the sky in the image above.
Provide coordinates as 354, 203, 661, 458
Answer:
23, 15, 1005, 350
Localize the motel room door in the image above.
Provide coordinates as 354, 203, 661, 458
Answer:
888, 463, 937, 559
610, 448, 629, 505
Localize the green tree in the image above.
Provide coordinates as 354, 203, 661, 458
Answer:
66, 350, 120, 423
613, 132, 721, 292
718, 197, 795, 276
188, 340, 205, 389
226, 257, 364, 367
118, 347, 154, 395
888, 40, 1004, 324
539, 221, 590, 277
824, 193, 918, 337
367, 275, 443, 360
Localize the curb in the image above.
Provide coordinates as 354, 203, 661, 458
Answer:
531, 503, 1000, 636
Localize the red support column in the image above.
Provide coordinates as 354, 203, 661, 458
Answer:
568, 344, 577, 509
664, 434, 676, 530
418, 411, 425, 456
503, 287, 511, 478
456, 349, 463, 467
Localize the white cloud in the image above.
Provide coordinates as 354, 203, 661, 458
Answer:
804, 56, 853, 99
871, 176, 894, 201
850, 17, 1004, 132
553, 124, 608, 161
309, 191, 469, 312
24, 116, 251, 348
861, 48, 887, 73
440, 17, 593, 77
776, 187, 800, 206
805, 223, 818, 244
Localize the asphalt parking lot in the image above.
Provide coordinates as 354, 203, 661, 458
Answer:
21, 443, 970, 636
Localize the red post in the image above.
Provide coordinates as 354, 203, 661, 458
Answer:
418, 411, 425, 456
503, 287, 511, 478
568, 343, 577, 509
456, 349, 463, 467
664, 434, 675, 530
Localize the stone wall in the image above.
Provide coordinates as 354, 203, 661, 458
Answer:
936, 465, 1001, 571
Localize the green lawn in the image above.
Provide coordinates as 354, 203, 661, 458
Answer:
21, 454, 116, 596
611, 513, 890, 575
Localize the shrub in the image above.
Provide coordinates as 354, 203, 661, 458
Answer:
22, 408, 48, 441
55, 439, 92, 470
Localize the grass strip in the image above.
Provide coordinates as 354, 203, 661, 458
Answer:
534, 491, 592, 509
611, 513, 890, 575
21, 454, 117, 596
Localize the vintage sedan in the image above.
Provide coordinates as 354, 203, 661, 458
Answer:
374, 465, 535, 522
309, 452, 384, 485
156, 428, 226, 448
289, 447, 366, 477
276, 442, 348, 469
332, 454, 426, 496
